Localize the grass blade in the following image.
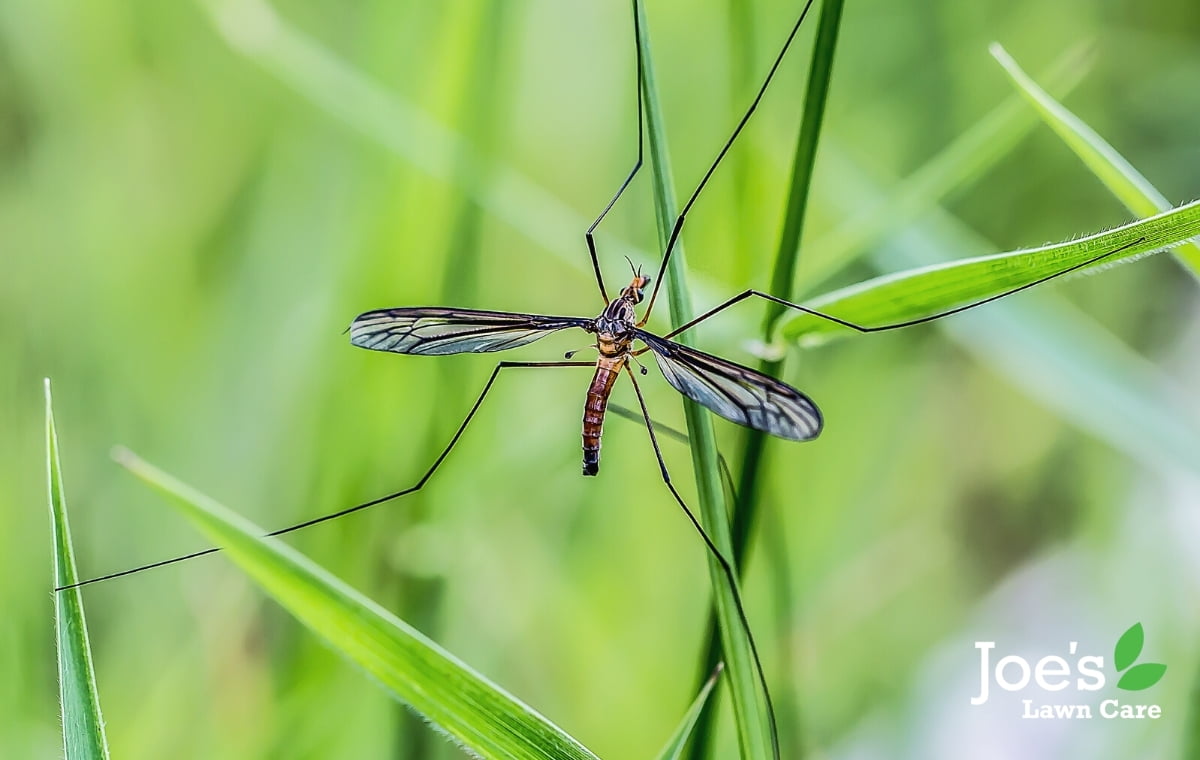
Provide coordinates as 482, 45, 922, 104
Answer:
697, 1, 845, 758
46, 379, 111, 760
635, 1, 773, 758
737, 0, 845, 523
779, 197, 1200, 346
989, 43, 1200, 280
115, 448, 600, 760
761, 0, 844, 323
654, 664, 724, 760
1186, 657, 1200, 760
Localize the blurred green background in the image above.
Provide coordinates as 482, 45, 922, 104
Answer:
3, 0, 1200, 757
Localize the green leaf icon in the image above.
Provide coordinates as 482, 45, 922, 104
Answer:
1114, 623, 1145, 672
1117, 663, 1166, 691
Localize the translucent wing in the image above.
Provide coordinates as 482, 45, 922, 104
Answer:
636, 331, 822, 441
350, 307, 592, 356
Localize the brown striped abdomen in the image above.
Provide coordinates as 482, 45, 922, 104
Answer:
582, 356, 626, 476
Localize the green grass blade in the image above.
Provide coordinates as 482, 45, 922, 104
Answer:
114, 448, 600, 760
989, 43, 1200, 280
654, 664, 724, 760
1186, 658, 1200, 760
734, 0, 845, 533
45, 379, 111, 760
734, 0, 845, 577
635, 1, 772, 758
780, 197, 1200, 346
704, 2, 844, 758
761, 0, 844, 320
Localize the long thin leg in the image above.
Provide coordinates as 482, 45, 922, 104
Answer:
584, 0, 646, 303
638, 0, 819, 325
655, 237, 1146, 342
57, 361, 592, 592
623, 366, 780, 760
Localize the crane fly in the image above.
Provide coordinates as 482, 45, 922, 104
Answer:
348, 270, 821, 477
56, 0, 1148, 757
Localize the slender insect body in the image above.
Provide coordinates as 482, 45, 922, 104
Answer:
581, 274, 650, 475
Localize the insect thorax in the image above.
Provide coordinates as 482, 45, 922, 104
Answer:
593, 297, 638, 356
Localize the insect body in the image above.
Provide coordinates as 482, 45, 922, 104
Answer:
582, 274, 646, 475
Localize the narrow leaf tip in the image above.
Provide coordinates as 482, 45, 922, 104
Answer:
111, 446, 136, 467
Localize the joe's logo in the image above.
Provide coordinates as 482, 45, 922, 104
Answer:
971, 623, 1167, 720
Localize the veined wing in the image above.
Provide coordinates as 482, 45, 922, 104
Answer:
636, 331, 822, 441
350, 307, 592, 356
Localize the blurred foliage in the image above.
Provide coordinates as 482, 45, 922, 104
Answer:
2, 0, 1199, 759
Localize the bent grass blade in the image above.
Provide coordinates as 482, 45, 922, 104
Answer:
719, 2, 845, 757
115, 448, 600, 760
989, 42, 1200, 280
780, 197, 1200, 346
